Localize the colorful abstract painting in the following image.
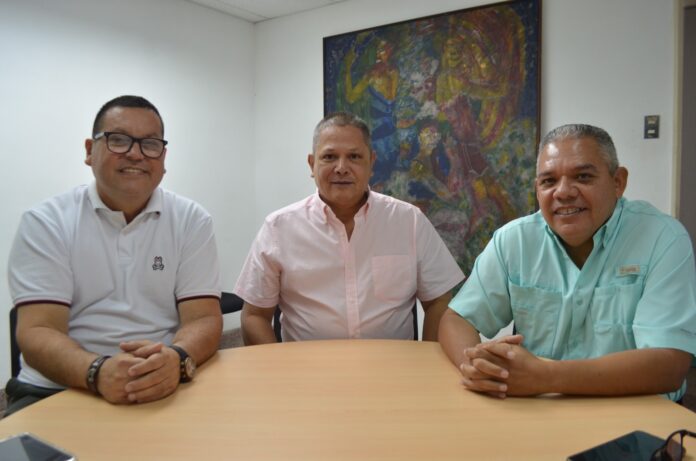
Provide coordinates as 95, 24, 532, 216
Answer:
323, 0, 541, 274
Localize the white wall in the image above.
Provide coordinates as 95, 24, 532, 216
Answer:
251, 0, 675, 341
0, 0, 255, 384
0, 0, 678, 384
252, 0, 676, 226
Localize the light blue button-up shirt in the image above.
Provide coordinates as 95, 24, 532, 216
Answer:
450, 197, 696, 401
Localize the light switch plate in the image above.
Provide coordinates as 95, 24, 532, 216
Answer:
644, 115, 659, 139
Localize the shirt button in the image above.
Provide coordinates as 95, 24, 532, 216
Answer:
575, 299, 582, 306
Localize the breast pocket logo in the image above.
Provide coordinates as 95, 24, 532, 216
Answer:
152, 256, 165, 271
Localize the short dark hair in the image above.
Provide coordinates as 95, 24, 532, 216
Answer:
92, 95, 164, 137
538, 124, 619, 174
312, 112, 372, 153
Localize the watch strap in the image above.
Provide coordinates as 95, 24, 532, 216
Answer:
170, 345, 193, 382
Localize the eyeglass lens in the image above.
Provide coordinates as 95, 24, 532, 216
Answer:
655, 432, 687, 461
107, 133, 164, 158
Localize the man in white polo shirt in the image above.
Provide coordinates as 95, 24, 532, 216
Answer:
5, 95, 222, 416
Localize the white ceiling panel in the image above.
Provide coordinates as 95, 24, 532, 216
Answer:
186, 0, 347, 22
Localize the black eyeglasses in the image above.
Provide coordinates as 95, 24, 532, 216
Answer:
93, 131, 168, 159
651, 429, 696, 461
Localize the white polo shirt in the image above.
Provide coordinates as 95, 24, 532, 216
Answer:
8, 183, 221, 388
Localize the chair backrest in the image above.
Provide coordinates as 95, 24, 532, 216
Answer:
411, 302, 418, 341
220, 292, 244, 315
10, 307, 20, 377
271, 303, 419, 342
273, 308, 282, 342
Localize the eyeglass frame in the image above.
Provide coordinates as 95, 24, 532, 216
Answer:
651, 429, 696, 461
93, 131, 168, 159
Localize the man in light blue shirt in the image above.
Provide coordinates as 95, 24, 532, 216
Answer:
439, 124, 696, 401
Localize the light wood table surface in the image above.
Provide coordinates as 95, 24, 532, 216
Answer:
1, 340, 695, 460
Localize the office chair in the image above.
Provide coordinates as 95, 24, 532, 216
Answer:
410, 302, 419, 340
9, 307, 20, 377
220, 291, 244, 315
273, 308, 282, 342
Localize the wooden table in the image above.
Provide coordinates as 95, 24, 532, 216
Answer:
1, 340, 695, 460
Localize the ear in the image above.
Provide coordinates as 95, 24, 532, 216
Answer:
84, 138, 93, 166
613, 166, 628, 198
369, 149, 376, 173
307, 153, 315, 177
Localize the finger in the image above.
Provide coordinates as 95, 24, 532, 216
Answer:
497, 334, 524, 345
127, 376, 176, 403
461, 376, 508, 394
120, 340, 155, 352
124, 364, 167, 393
127, 352, 166, 378
476, 342, 515, 360
470, 357, 509, 379
460, 362, 505, 382
127, 342, 164, 359
465, 348, 508, 368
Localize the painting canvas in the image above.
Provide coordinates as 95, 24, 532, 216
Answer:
323, 0, 541, 273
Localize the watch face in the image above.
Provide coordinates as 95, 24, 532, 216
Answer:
184, 358, 196, 379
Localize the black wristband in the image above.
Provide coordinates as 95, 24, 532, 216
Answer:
86, 355, 110, 396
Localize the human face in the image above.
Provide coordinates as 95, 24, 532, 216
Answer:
308, 125, 375, 218
536, 137, 627, 259
85, 107, 166, 219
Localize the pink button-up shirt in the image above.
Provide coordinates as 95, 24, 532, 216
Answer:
235, 191, 464, 341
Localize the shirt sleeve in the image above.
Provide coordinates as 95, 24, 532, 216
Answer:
175, 206, 221, 300
234, 218, 281, 308
8, 207, 73, 307
449, 230, 513, 338
414, 209, 465, 301
633, 231, 696, 356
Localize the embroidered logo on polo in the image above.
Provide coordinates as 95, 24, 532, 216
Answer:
617, 264, 640, 276
152, 256, 165, 271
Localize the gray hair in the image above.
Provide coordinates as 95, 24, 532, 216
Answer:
312, 112, 372, 153
538, 124, 619, 174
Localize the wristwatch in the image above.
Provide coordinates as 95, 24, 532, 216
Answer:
170, 345, 196, 383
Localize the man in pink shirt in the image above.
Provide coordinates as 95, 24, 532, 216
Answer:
235, 112, 464, 344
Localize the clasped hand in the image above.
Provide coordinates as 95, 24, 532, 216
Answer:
459, 335, 551, 398
96, 340, 180, 404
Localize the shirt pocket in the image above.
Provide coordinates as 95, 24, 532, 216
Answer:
509, 284, 561, 357
372, 255, 416, 303
589, 278, 643, 354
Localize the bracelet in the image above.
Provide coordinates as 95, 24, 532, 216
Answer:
86, 355, 111, 396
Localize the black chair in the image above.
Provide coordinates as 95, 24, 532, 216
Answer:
220, 291, 244, 315
273, 308, 282, 342
9, 307, 20, 377
410, 303, 418, 340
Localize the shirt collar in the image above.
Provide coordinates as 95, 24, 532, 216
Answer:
87, 181, 162, 216
310, 189, 372, 223
593, 196, 625, 249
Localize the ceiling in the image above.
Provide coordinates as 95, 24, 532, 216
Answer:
185, 0, 348, 22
